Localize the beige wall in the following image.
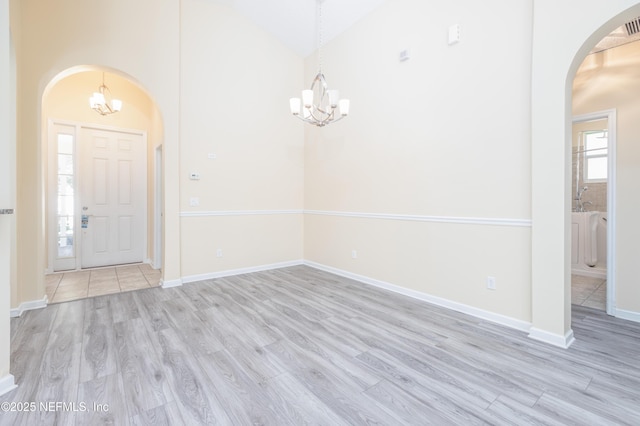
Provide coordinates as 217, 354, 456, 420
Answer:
178, 0, 304, 277
181, 214, 303, 278
304, 0, 534, 322
573, 42, 640, 314
305, 215, 532, 320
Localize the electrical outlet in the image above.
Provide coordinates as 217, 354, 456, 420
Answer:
216, 248, 223, 258
351, 250, 357, 259
189, 197, 199, 207
487, 276, 496, 290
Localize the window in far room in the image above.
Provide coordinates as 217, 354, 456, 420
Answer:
583, 130, 608, 182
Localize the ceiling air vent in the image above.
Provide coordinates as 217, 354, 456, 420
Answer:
624, 17, 640, 36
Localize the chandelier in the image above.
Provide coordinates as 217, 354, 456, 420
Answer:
289, 0, 349, 127
89, 73, 122, 116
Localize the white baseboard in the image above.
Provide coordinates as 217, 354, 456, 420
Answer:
303, 260, 532, 334
161, 278, 183, 289
615, 308, 640, 324
10, 295, 48, 318
181, 260, 304, 285
528, 327, 575, 349
0, 374, 17, 397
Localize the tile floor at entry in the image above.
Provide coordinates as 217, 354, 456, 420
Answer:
572, 274, 606, 310
46, 263, 161, 304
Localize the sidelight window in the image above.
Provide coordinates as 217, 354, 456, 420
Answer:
56, 133, 75, 259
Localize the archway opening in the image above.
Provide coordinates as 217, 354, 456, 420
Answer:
565, 4, 640, 325
530, 2, 640, 348
40, 66, 165, 303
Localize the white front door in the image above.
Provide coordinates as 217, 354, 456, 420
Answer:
80, 127, 146, 268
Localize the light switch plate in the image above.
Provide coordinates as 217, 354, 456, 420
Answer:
449, 24, 460, 45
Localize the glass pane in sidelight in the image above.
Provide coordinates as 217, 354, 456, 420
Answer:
56, 132, 75, 260
58, 134, 73, 154
57, 175, 74, 196
58, 153, 73, 175
57, 195, 74, 215
58, 242, 74, 258
57, 215, 74, 258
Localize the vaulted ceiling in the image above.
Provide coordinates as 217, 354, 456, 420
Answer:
218, 0, 386, 57
220, 1, 640, 58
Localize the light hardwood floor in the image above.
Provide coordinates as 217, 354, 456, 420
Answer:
2, 266, 640, 425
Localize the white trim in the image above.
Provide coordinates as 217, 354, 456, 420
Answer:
10, 295, 48, 318
181, 260, 304, 284
161, 278, 183, 289
154, 145, 163, 270
0, 374, 17, 397
180, 210, 303, 217
305, 210, 532, 227
528, 328, 575, 349
303, 260, 532, 333
615, 309, 640, 324
179, 209, 531, 228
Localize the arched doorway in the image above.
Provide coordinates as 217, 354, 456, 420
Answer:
530, 1, 640, 348
571, 17, 640, 322
41, 66, 164, 303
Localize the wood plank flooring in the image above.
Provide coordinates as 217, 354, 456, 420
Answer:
2, 265, 640, 425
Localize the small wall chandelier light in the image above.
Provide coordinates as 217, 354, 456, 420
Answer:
289, 0, 349, 127
89, 72, 122, 116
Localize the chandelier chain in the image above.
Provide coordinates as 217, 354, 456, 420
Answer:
318, 0, 323, 73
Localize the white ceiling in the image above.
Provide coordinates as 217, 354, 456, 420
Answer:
218, 0, 386, 57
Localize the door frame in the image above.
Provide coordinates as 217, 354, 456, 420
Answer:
47, 119, 148, 272
572, 109, 617, 315
153, 144, 162, 270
